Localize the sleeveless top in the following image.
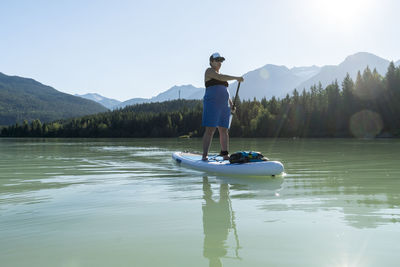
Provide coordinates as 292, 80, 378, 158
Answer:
205, 78, 228, 88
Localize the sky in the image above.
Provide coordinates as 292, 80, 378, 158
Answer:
1, 0, 399, 101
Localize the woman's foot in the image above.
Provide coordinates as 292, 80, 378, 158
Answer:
220, 150, 229, 160
201, 157, 208, 161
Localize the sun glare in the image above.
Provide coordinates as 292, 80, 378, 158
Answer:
310, 0, 374, 30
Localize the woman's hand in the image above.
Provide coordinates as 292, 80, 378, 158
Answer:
229, 99, 236, 114
230, 105, 236, 114
236, 76, 244, 82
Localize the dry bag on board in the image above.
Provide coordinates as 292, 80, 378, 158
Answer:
229, 151, 268, 164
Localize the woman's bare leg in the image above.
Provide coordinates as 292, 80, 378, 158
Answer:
217, 126, 229, 159
202, 127, 216, 160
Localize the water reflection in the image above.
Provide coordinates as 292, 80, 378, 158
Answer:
202, 176, 241, 267
201, 175, 284, 266
260, 168, 400, 229
216, 175, 284, 199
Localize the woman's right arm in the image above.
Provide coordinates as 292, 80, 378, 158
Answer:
205, 68, 244, 82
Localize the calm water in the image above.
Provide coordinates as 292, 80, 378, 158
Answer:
0, 138, 399, 267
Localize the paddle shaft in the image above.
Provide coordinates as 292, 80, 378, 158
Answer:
228, 81, 241, 128
232, 82, 241, 111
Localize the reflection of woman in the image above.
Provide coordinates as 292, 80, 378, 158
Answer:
202, 53, 244, 161
202, 177, 232, 267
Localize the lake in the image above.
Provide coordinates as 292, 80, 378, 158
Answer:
0, 138, 399, 267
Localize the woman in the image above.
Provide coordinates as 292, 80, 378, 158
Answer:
202, 52, 244, 161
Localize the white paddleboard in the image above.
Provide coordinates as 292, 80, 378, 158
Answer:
172, 152, 284, 176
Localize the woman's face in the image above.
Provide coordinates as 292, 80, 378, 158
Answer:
210, 60, 222, 70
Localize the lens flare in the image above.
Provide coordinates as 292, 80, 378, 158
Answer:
259, 68, 270, 80
349, 110, 383, 138
353, 85, 381, 100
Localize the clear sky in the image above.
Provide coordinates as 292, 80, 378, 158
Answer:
1, 0, 399, 101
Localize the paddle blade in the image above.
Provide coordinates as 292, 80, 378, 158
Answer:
228, 113, 233, 129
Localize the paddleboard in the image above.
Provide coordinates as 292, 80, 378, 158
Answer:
172, 152, 284, 176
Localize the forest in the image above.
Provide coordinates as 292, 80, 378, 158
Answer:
1, 63, 400, 138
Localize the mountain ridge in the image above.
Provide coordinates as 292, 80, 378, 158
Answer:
111, 52, 395, 108
295, 52, 391, 91
0, 72, 108, 125
75, 93, 121, 110
3, 52, 398, 116
113, 84, 204, 109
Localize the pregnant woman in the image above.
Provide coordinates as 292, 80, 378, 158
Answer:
202, 52, 244, 161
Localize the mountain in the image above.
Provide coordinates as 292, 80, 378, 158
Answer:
114, 98, 150, 108
115, 84, 203, 109
296, 52, 391, 91
227, 52, 392, 101
117, 66, 320, 108
2, 52, 392, 126
75, 93, 121, 109
0, 72, 108, 125
228, 64, 321, 100
113, 52, 394, 106
290, 65, 321, 80
151, 85, 203, 102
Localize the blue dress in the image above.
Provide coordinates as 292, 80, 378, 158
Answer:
202, 84, 231, 128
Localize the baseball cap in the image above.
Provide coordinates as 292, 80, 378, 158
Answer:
209, 52, 225, 62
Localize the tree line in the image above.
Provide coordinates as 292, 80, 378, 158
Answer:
1, 63, 400, 138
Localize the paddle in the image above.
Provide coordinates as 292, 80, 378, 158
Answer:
228, 82, 241, 129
